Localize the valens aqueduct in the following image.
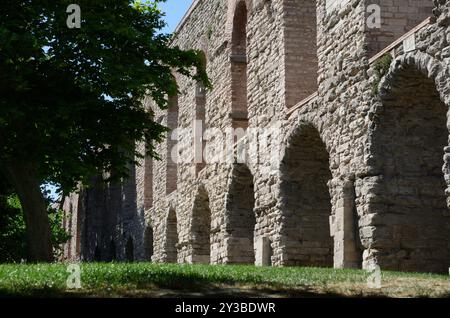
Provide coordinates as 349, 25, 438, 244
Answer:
62, 0, 450, 273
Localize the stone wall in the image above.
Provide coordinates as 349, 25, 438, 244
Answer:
62, 0, 450, 273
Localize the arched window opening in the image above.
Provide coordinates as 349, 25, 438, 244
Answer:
231, 1, 249, 131
144, 226, 154, 261
191, 187, 212, 264
166, 209, 178, 263
195, 52, 207, 175
144, 141, 153, 210
125, 237, 134, 262
166, 92, 178, 195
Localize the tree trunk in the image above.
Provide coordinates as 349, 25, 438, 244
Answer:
2, 163, 54, 262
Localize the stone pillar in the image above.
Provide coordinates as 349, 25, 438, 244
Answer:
331, 178, 361, 269
255, 236, 272, 266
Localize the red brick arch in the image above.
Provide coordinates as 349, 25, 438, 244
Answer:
226, 0, 253, 42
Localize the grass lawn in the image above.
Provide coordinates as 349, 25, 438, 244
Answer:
0, 263, 449, 298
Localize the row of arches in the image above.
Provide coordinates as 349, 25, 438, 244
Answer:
161, 54, 450, 272
144, 0, 320, 209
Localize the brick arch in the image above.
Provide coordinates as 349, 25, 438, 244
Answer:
190, 185, 212, 264
195, 51, 208, 175
224, 163, 256, 264
367, 52, 450, 273
226, 0, 253, 41
278, 121, 334, 267
229, 0, 251, 130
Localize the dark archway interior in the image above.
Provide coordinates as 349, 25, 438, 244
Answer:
144, 226, 154, 261
125, 237, 134, 262
94, 245, 101, 262
166, 209, 178, 263
108, 240, 116, 262
191, 188, 212, 264
372, 67, 450, 273
280, 125, 333, 267
226, 164, 256, 264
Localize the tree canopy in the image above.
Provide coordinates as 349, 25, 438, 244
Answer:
0, 0, 209, 261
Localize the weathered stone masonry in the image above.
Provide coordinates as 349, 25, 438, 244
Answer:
63, 0, 450, 273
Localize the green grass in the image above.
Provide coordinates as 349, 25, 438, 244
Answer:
0, 263, 449, 298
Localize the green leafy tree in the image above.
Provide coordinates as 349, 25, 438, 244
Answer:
0, 192, 70, 263
0, 0, 209, 262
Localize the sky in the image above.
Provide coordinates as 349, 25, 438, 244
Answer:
158, 0, 194, 34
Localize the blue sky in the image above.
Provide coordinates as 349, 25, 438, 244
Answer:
158, 0, 194, 33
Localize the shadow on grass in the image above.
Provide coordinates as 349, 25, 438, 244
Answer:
0, 278, 390, 298
0, 264, 403, 298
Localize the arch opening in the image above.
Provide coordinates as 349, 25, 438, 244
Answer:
226, 164, 256, 264
108, 240, 116, 262
125, 237, 134, 262
166, 92, 178, 195
230, 1, 248, 131
195, 52, 207, 175
144, 226, 154, 261
191, 187, 212, 264
371, 66, 450, 273
144, 142, 153, 210
166, 209, 178, 263
280, 124, 333, 267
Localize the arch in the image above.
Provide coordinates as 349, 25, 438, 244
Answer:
190, 186, 212, 264
230, 0, 249, 131
125, 237, 134, 262
283, 0, 318, 108
144, 226, 154, 261
368, 53, 450, 273
166, 88, 179, 195
166, 208, 178, 263
195, 51, 207, 175
279, 123, 333, 267
378, 52, 449, 105
225, 163, 256, 264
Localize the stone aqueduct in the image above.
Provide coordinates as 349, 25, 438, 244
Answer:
62, 0, 450, 273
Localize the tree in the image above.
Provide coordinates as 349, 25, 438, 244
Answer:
0, 190, 70, 263
0, 0, 209, 262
